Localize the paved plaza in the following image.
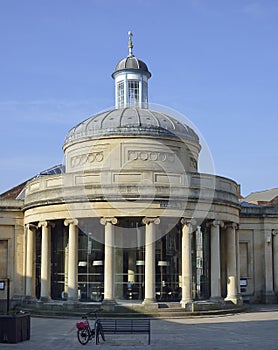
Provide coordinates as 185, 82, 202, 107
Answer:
1, 305, 278, 349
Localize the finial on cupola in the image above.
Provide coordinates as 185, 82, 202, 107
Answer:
128, 31, 134, 57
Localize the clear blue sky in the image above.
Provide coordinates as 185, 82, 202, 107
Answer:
0, 0, 277, 197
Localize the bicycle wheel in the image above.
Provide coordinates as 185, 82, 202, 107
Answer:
77, 328, 90, 345
95, 322, 105, 344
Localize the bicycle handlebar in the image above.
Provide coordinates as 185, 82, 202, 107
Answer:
82, 309, 103, 318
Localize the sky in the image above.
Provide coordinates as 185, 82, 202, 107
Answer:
0, 0, 277, 197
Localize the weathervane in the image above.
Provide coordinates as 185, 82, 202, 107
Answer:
128, 31, 133, 57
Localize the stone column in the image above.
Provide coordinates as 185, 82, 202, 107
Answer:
225, 223, 239, 304
64, 244, 69, 298
236, 228, 242, 301
38, 221, 53, 302
100, 217, 117, 303
210, 220, 223, 300
64, 219, 78, 302
263, 230, 276, 303
25, 224, 36, 299
142, 217, 160, 305
273, 230, 278, 293
180, 219, 193, 308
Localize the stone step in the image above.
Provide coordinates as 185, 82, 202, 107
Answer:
17, 301, 247, 319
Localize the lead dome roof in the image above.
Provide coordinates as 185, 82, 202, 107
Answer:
112, 56, 151, 78
64, 107, 199, 145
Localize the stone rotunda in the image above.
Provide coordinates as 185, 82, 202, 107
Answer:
23, 32, 241, 310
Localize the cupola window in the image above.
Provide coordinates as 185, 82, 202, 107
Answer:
142, 81, 148, 106
128, 80, 139, 106
117, 80, 125, 108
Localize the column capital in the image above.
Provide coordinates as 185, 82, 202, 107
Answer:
38, 220, 55, 228
26, 223, 37, 230
225, 222, 238, 230
100, 217, 118, 226
207, 220, 224, 228
180, 218, 196, 231
272, 229, 278, 236
64, 218, 78, 227
142, 217, 160, 225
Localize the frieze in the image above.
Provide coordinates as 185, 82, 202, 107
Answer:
71, 152, 104, 167
128, 150, 175, 162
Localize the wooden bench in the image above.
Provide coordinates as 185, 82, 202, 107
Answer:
100, 318, 151, 345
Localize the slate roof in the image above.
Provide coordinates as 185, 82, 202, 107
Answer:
244, 188, 278, 204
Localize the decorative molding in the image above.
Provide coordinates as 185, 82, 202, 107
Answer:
272, 230, 278, 236
142, 217, 160, 225
71, 152, 104, 168
100, 217, 118, 226
128, 150, 175, 163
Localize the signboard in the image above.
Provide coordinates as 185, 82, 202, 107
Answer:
0, 281, 5, 290
240, 279, 247, 287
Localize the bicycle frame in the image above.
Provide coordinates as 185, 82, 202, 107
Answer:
76, 310, 105, 345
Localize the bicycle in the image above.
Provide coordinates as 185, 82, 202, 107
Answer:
76, 309, 105, 345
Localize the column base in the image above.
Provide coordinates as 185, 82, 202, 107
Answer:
210, 296, 224, 303
24, 296, 37, 304
142, 299, 158, 309
39, 296, 52, 303
66, 298, 79, 304
262, 291, 277, 304
180, 299, 193, 309
102, 299, 117, 311
224, 295, 243, 305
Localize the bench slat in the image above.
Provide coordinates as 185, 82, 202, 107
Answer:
100, 319, 150, 344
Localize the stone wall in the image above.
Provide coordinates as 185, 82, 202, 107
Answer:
0, 200, 24, 305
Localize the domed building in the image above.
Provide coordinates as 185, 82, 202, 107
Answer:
0, 33, 277, 313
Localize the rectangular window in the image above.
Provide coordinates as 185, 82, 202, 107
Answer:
117, 81, 125, 108
128, 80, 139, 106
0, 240, 8, 278
142, 81, 148, 105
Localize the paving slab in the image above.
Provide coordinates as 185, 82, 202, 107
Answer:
1, 305, 278, 349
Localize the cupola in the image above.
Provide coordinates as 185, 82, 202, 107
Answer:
112, 32, 151, 109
